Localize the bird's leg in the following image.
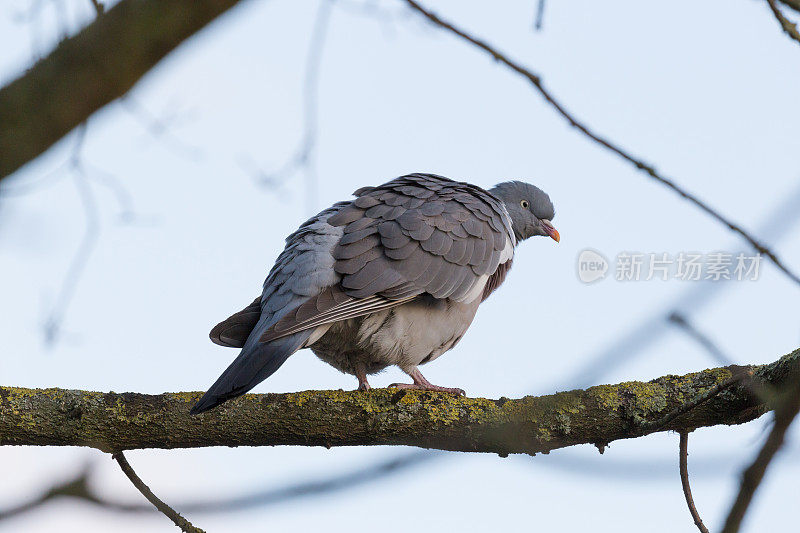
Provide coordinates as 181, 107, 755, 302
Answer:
355, 362, 371, 391
389, 367, 465, 396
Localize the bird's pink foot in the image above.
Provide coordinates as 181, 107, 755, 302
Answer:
355, 363, 371, 391
389, 367, 466, 396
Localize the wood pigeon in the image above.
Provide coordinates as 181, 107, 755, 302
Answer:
191, 173, 558, 414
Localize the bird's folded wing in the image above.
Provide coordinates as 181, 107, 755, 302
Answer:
209, 296, 262, 348
253, 174, 516, 346
259, 287, 417, 343
326, 173, 515, 302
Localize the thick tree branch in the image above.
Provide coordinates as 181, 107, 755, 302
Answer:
0, 0, 247, 180
1, 349, 798, 454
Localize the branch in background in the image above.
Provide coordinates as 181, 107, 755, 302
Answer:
0, 0, 247, 180
0, 451, 435, 521
679, 432, 710, 533
533, 0, 546, 31
119, 96, 203, 160
668, 313, 776, 405
402, 0, 800, 287
721, 373, 800, 533
779, 0, 800, 15
12, 120, 140, 347
248, 0, 333, 213
561, 182, 800, 390
767, 0, 800, 47
0, 464, 99, 521
112, 451, 205, 533
1, 349, 798, 453
669, 312, 734, 367
41, 125, 100, 347
89, 0, 105, 15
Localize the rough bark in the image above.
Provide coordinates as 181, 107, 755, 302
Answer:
1, 349, 797, 455
0, 0, 246, 180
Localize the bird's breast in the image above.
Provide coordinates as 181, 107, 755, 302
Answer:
310, 295, 481, 371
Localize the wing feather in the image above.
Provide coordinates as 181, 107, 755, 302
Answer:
254, 173, 516, 345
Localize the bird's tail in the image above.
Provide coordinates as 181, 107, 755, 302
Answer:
190, 329, 312, 415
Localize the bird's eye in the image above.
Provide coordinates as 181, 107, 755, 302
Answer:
520, 200, 530, 209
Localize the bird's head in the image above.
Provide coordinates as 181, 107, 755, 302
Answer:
489, 181, 559, 243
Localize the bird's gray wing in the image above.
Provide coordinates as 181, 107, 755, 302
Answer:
260, 173, 515, 343
209, 296, 262, 348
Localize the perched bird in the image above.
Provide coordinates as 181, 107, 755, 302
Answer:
191, 173, 558, 414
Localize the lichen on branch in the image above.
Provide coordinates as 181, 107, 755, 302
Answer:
1, 349, 798, 455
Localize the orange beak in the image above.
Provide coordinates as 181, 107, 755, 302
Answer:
542, 219, 560, 242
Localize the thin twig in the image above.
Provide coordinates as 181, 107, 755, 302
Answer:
668, 312, 734, 367
668, 313, 776, 405
560, 181, 800, 391
721, 379, 800, 533
42, 126, 101, 347
1, 451, 435, 520
533, 0, 546, 31
89, 0, 104, 15
767, 0, 800, 46
0, 465, 96, 521
253, 0, 333, 213
112, 452, 205, 533
119, 96, 203, 160
402, 0, 800, 287
679, 432, 710, 533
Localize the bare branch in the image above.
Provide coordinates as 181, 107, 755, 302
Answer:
533, 0, 546, 31
401, 0, 800, 287
0, 0, 247, 180
669, 312, 734, 367
779, 0, 800, 15
1, 349, 798, 454
89, 0, 105, 16
0, 464, 96, 521
562, 181, 800, 390
1, 451, 435, 520
679, 432, 710, 533
767, 0, 800, 47
112, 451, 205, 533
721, 373, 800, 533
251, 0, 333, 213
668, 313, 778, 407
41, 126, 101, 347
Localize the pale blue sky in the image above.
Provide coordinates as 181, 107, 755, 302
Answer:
1, 1, 799, 531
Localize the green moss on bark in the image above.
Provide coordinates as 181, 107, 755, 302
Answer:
1, 349, 797, 455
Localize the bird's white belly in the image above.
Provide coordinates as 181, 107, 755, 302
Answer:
309, 296, 480, 374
